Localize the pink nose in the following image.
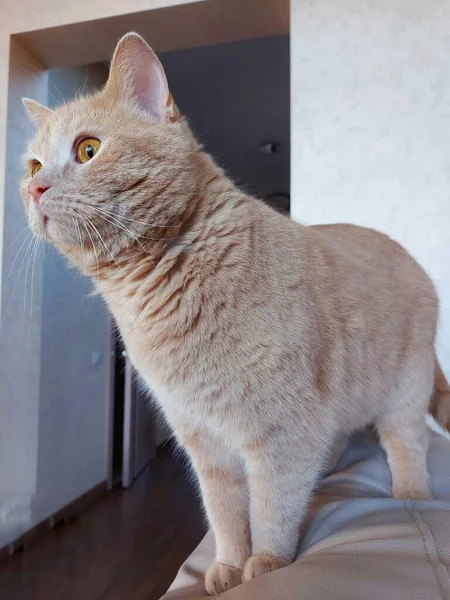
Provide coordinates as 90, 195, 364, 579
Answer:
28, 180, 50, 204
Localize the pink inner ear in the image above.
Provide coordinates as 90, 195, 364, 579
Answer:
120, 35, 172, 120
105, 33, 174, 120
133, 58, 165, 118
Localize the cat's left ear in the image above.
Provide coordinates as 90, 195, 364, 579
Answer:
22, 98, 53, 127
104, 32, 175, 122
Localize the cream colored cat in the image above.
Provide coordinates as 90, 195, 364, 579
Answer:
21, 33, 450, 594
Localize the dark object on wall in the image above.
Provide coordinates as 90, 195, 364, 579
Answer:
260, 141, 281, 155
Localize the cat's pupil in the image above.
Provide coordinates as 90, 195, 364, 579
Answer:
86, 145, 94, 158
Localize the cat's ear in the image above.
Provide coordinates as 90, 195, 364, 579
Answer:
22, 98, 53, 127
104, 32, 175, 121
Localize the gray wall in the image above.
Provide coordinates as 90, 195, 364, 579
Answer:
161, 35, 290, 201
0, 60, 110, 546
0, 41, 48, 547
34, 64, 111, 523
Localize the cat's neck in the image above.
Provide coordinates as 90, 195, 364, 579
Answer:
79, 152, 251, 306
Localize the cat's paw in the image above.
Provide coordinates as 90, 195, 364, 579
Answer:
393, 485, 431, 501
242, 554, 290, 582
205, 562, 243, 595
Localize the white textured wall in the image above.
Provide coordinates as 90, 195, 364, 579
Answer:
291, 0, 450, 378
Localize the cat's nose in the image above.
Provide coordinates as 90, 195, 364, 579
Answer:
28, 180, 50, 204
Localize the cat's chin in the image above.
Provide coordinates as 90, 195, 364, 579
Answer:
29, 215, 75, 254
28, 214, 48, 240
31, 217, 56, 243
43, 217, 60, 242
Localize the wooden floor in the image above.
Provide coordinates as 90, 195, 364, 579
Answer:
0, 446, 205, 600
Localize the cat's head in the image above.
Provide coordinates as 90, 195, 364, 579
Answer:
21, 33, 200, 269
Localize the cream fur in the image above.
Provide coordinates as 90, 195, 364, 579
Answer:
21, 33, 450, 594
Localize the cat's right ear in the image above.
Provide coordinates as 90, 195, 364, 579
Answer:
103, 32, 175, 122
22, 98, 53, 127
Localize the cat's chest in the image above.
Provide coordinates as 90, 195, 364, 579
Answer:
119, 311, 208, 382
103, 275, 271, 436
120, 321, 245, 433
144, 376, 232, 432
117, 310, 222, 384
109, 283, 230, 386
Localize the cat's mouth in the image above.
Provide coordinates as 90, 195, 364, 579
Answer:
30, 203, 70, 244
30, 216, 51, 241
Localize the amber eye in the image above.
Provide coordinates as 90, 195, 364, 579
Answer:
76, 138, 101, 163
31, 161, 42, 177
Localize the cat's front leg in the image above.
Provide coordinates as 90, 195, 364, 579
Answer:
242, 432, 326, 582
178, 429, 251, 594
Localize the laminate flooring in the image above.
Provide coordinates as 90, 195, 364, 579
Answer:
0, 446, 205, 600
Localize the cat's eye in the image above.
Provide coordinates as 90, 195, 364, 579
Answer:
76, 138, 101, 164
31, 161, 42, 177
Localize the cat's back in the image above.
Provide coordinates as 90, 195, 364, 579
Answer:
309, 222, 410, 266
254, 204, 436, 315
305, 222, 435, 302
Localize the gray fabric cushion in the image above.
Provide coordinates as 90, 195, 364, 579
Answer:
162, 429, 450, 600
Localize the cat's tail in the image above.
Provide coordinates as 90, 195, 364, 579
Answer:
430, 357, 450, 431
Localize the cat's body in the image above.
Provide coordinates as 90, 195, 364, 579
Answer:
21, 33, 450, 594
98, 179, 436, 446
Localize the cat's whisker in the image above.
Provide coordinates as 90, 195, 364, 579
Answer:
72, 216, 87, 271
20, 235, 38, 330
75, 66, 90, 99
86, 205, 157, 261
77, 213, 100, 278
43, 198, 184, 243
71, 214, 89, 297
16, 124, 36, 136
82, 215, 121, 269
23, 236, 40, 333
15, 62, 64, 107
4, 225, 30, 253
86, 206, 187, 245
2, 228, 33, 291
88, 205, 142, 238
87, 205, 169, 238
23, 233, 38, 320
67, 206, 159, 275
29, 238, 42, 326
90, 205, 180, 230
21, 55, 66, 104
1, 231, 34, 329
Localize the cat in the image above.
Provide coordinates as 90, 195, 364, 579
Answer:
21, 33, 450, 594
